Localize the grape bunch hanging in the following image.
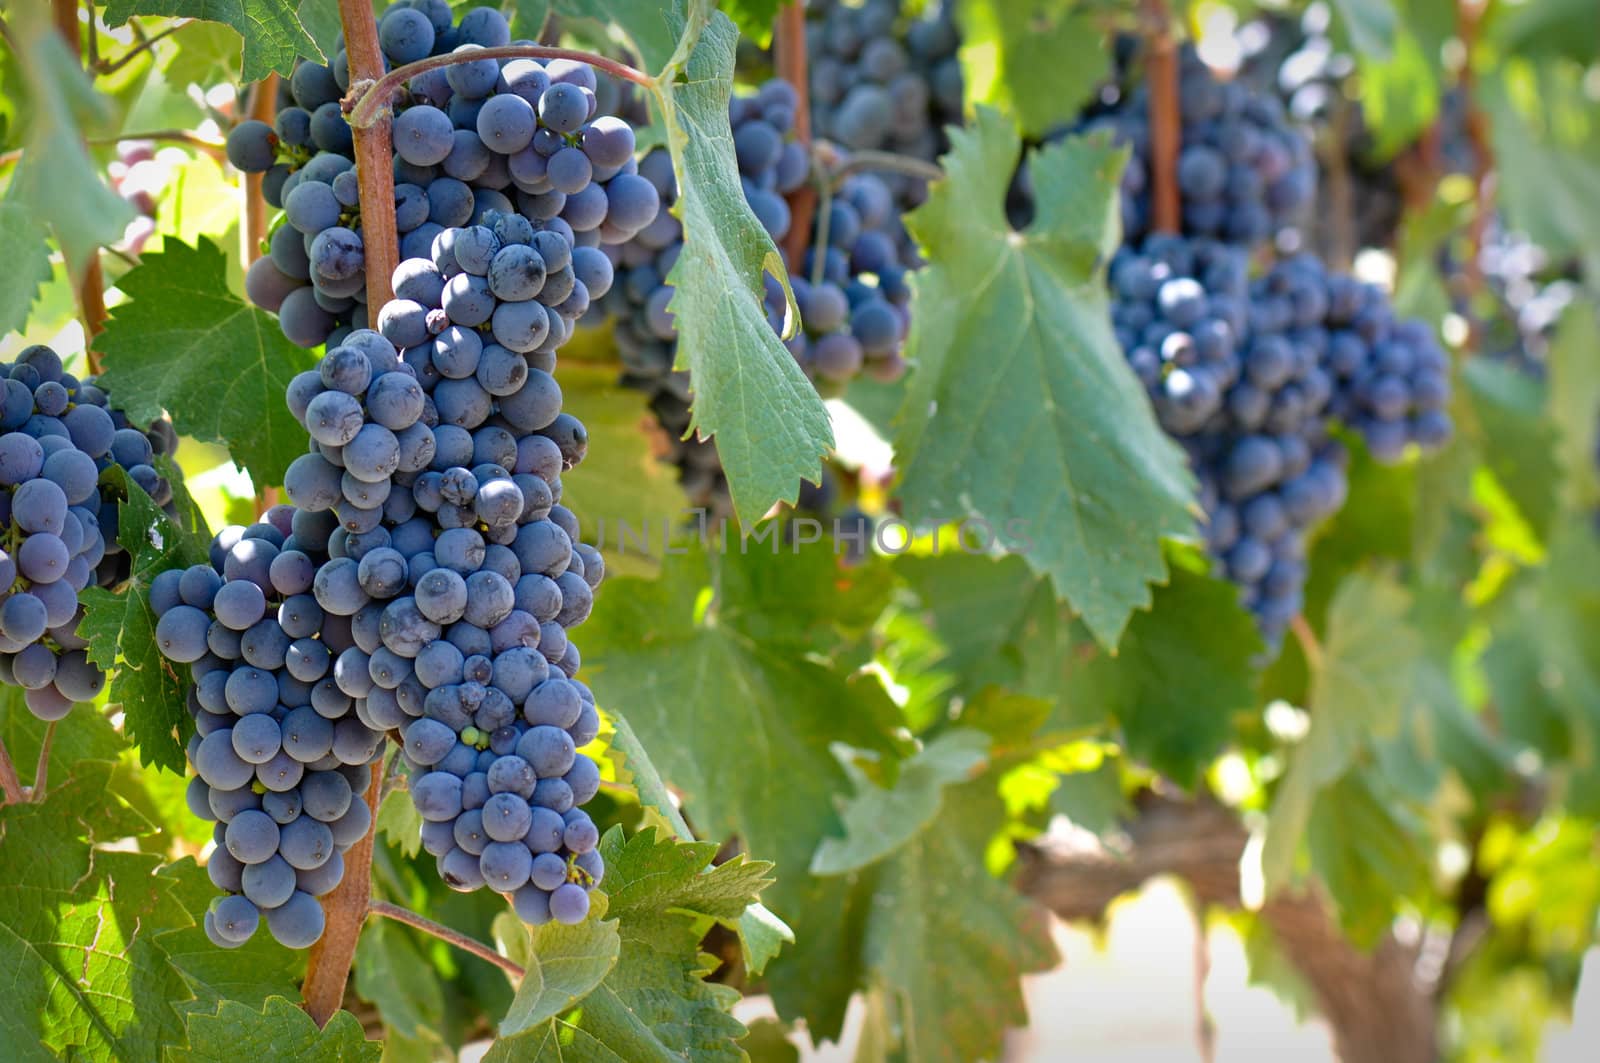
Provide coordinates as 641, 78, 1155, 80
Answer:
0, 345, 178, 720
1088, 48, 1453, 643
228, 2, 658, 351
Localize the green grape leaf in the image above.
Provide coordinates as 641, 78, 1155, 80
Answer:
811, 729, 991, 875
792, 778, 1057, 1062
657, 13, 832, 524
720, 0, 782, 47
1328, 0, 1397, 59
552, 361, 698, 579
610, 714, 794, 975
102, 0, 324, 82
1263, 572, 1421, 891
0, 763, 193, 1061
1059, 560, 1261, 787
894, 114, 1196, 647
1353, 23, 1439, 159
170, 997, 380, 1063
95, 237, 319, 488
1483, 63, 1600, 263
497, 911, 621, 1036
484, 827, 773, 1062
581, 544, 903, 977
1482, 521, 1600, 809
1464, 356, 1561, 542
1494, 0, 1600, 63
295, 0, 344, 59
0, 203, 52, 335
160, 20, 243, 87
6, 11, 135, 275
1306, 770, 1430, 943
0, 685, 125, 785
78, 472, 209, 773
956, 0, 1108, 137
353, 919, 449, 1051
1545, 300, 1600, 512
508, 0, 553, 40
376, 788, 425, 858
553, 0, 685, 75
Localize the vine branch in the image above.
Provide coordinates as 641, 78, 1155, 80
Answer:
346, 45, 653, 130
92, 19, 192, 76
0, 736, 23, 806
775, 0, 816, 270
91, 129, 226, 158
1140, 0, 1181, 234
368, 900, 527, 979
1289, 613, 1325, 673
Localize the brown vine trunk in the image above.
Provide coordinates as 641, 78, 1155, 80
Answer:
1014, 794, 1440, 1063
775, 0, 816, 273
1140, 0, 1181, 234
300, 0, 401, 1026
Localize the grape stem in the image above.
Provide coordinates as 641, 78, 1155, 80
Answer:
1139, 0, 1181, 234
0, 736, 23, 806
821, 148, 944, 187
345, 45, 654, 131
244, 75, 283, 519
92, 19, 194, 77
367, 900, 527, 980
774, 0, 817, 270
1289, 613, 1325, 673
88, 129, 227, 159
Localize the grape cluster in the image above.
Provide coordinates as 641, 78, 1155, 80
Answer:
0, 345, 178, 720
151, 511, 382, 949
276, 224, 607, 924
1048, 46, 1316, 248
228, 1, 658, 350
1112, 233, 1451, 642
802, 0, 962, 208
593, 80, 913, 515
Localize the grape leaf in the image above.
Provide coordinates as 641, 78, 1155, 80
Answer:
1328, 0, 1397, 59
1306, 770, 1430, 944
955, 0, 1108, 138
1494, 0, 1600, 63
0, 763, 193, 1061
609, 714, 794, 974
376, 788, 424, 858
484, 827, 771, 1062
794, 778, 1057, 1063
1483, 64, 1600, 263
95, 237, 319, 488
508, 0, 553, 41
353, 919, 449, 1051
551, 362, 698, 579
1545, 301, 1600, 512
893, 114, 1197, 647
1483, 521, 1600, 811
5, 11, 135, 275
1058, 559, 1262, 788
581, 542, 903, 933
719, 0, 782, 48
295, 0, 343, 59
160, 20, 243, 87
0, 203, 52, 335
78, 471, 209, 773
102, 0, 323, 82
170, 997, 380, 1063
1262, 572, 1420, 892
494, 909, 621, 1036
657, 13, 832, 524
811, 729, 990, 875
1463, 356, 1561, 542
